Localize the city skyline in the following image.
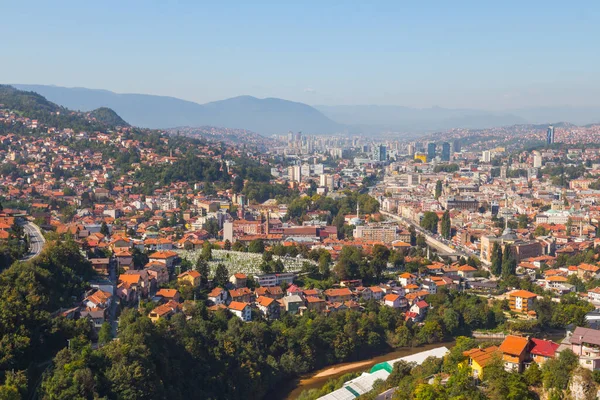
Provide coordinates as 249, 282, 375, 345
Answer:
3, 1, 600, 109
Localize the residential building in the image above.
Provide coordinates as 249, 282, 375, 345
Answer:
382, 293, 406, 308
570, 326, 600, 370
398, 272, 417, 287
305, 296, 326, 312
353, 224, 398, 243
229, 273, 247, 288
462, 346, 501, 379
89, 258, 110, 275
255, 296, 280, 320
282, 295, 303, 314
228, 301, 252, 322
229, 287, 254, 303
499, 335, 530, 372
253, 272, 296, 287
324, 288, 353, 303
508, 290, 537, 314
148, 300, 180, 323
530, 338, 559, 366
178, 270, 201, 287
208, 287, 228, 305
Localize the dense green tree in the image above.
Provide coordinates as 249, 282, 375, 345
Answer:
434, 180, 442, 199
420, 212, 439, 234
201, 240, 213, 261
0, 370, 27, 400
195, 256, 210, 281
0, 239, 94, 372
100, 221, 109, 236
131, 247, 149, 269
440, 210, 451, 239
523, 360, 542, 386
409, 226, 416, 246
223, 239, 232, 250
534, 225, 548, 236
490, 242, 502, 276
232, 176, 245, 193
98, 322, 113, 346
371, 245, 390, 280
518, 214, 529, 229
248, 239, 265, 254
334, 246, 362, 280
232, 241, 246, 252
213, 263, 229, 287
205, 219, 220, 238
542, 349, 578, 391
501, 245, 516, 278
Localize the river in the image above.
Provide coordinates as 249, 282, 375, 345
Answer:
279, 341, 455, 400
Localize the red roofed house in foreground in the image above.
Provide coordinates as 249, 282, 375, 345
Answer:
529, 338, 559, 365
499, 335, 530, 372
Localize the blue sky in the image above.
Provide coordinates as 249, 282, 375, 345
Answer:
3, 1, 600, 109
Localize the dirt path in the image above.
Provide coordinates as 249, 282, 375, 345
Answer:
310, 360, 372, 379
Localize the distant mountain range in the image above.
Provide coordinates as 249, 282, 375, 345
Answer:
12, 85, 341, 135
11, 84, 600, 135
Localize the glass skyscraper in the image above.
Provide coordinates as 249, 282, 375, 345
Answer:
441, 142, 450, 161
546, 125, 554, 145
427, 143, 436, 161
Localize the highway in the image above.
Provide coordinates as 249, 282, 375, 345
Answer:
380, 210, 473, 260
21, 221, 46, 261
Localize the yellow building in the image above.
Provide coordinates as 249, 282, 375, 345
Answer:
462, 346, 500, 379
177, 270, 202, 287
414, 153, 427, 163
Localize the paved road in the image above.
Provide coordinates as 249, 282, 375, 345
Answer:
380, 210, 473, 259
21, 221, 46, 261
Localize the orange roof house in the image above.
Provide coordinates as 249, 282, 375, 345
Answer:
178, 270, 201, 287
499, 335, 531, 373
462, 346, 501, 379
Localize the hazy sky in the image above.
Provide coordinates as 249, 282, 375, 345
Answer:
3, 1, 600, 109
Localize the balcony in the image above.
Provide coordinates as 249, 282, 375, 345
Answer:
582, 345, 600, 355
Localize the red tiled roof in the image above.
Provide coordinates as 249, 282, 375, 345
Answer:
530, 338, 559, 358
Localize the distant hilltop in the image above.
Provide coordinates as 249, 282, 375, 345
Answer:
11, 85, 342, 135
0, 85, 129, 131
10, 84, 600, 135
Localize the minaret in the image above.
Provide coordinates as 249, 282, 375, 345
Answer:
356, 202, 360, 219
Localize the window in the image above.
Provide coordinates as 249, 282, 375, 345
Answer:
515, 296, 523, 310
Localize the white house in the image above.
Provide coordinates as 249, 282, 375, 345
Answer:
228, 301, 252, 322
370, 286, 384, 301
382, 294, 407, 309
208, 287, 228, 305
410, 300, 429, 316
398, 273, 417, 287
589, 287, 600, 303
421, 280, 438, 294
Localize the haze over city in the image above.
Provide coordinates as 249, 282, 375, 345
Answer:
3, 1, 600, 109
